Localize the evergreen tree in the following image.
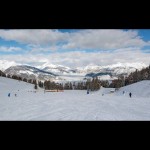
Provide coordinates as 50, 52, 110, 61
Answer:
12, 75, 18, 80
0, 70, 6, 77
18, 76, 22, 81
23, 78, 27, 82
59, 83, 63, 90
34, 80, 38, 90
44, 80, 48, 89
28, 79, 32, 84
64, 82, 70, 90
34, 84, 38, 89
86, 79, 91, 91
6, 74, 11, 78
69, 82, 73, 90
40, 82, 44, 88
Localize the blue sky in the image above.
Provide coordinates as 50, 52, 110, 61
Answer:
0, 29, 150, 68
138, 29, 150, 41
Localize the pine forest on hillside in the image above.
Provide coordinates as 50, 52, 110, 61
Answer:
1, 65, 150, 91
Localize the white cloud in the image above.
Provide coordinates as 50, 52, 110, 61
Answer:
0, 29, 69, 45
0, 48, 150, 68
29, 45, 60, 53
0, 46, 22, 52
63, 30, 149, 50
0, 29, 149, 51
0, 30, 150, 68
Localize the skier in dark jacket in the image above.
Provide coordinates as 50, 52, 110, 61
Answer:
8, 93, 10, 97
129, 92, 132, 98
87, 89, 89, 94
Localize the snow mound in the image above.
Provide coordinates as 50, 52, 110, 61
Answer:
0, 76, 36, 92
115, 80, 150, 98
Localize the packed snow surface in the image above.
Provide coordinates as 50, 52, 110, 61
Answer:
0, 77, 150, 120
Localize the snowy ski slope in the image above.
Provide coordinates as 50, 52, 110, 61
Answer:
0, 77, 150, 120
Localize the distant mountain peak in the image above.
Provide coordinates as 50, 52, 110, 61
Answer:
0, 59, 148, 81
4, 65, 57, 81
0, 60, 19, 71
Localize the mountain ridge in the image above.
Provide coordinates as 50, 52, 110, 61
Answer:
0, 60, 147, 81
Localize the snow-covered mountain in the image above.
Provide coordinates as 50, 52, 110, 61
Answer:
42, 65, 76, 75
38, 62, 147, 77
78, 62, 147, 77
0, 60, 147, 81
80, 62, 147, 74
0, 60, 19, 71
4, 65, 57, 81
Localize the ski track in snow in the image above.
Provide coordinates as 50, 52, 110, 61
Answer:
1, 77, 150, 120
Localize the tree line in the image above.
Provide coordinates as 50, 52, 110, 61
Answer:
43, 77, 110, 91
109, 65, 150, 88
0, 70, 104, 90
2, 65, 150, 91
0, 70, 38, 88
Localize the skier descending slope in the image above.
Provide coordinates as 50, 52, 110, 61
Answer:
8, 93, 10, 97
129, 92, 132, 98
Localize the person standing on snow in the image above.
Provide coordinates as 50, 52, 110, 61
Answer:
87, 90, 89, 94
129, 92, 132, 98
8, 93, 10, 97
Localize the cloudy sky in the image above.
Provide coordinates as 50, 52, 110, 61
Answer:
0, 29, 150, 68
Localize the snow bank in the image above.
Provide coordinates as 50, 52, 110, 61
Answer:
115, 80, 150, 98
